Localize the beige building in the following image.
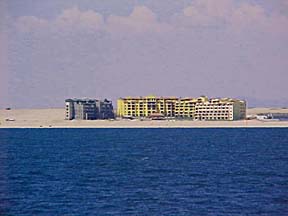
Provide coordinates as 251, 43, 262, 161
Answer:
194, 98, 246, 121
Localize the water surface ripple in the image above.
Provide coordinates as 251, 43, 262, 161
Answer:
0, 128, 288, 215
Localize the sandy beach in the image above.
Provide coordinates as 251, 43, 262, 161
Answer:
0, 108, 288, 128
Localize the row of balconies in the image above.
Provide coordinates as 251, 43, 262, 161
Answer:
196, 106, 232, 109
196, 110, 231, 113
124, 106, 192, 109
126, 111, 231, 116
175, 110, 194, 112
124, 106, 235, 111
125, 107, 174, 110
195, 117, 231, 120
195, 114, 230, 116
123, 102, 236, 107
124, 109, 232, 114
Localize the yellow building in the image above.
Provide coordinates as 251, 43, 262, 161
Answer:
117, 95, 246, 120
174, 96, 208, 118
117, 95, 178, 118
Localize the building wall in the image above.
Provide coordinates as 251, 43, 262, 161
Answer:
97, 99, 114, 119
194, 98, 246, 121
75, 102, 98, 120
195, 103, 234, 121
65, 102, 74, 120
175, 99, 196, 119
117, 96, 246, 121
232, 100, 246, 120
65, 98, 114, 120
117, 96, 178, 118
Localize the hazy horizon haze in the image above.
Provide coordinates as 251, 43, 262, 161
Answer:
1, 0, 288, 108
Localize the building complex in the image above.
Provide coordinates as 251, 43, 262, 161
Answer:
117, 96, 246, 120
65, 98, 114, 120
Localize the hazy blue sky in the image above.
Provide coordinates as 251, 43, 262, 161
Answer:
1, 0, 288, 108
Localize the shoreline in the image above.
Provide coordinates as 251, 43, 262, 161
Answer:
1, 125, 288, 129
1, 108, 288, 128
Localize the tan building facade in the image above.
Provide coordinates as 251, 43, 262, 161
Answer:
194, 98, 246, 121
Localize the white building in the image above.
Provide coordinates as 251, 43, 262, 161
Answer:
194, 98, 246, 121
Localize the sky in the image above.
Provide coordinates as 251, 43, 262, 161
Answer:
1, 0, 288, 108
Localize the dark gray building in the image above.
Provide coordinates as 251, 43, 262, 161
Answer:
97, 99, 114, 119
65, 98, 114, 120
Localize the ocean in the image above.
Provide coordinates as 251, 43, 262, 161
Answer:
0, 128, 288, 215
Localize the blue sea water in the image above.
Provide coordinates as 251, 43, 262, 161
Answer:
0, 128, 288, 216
